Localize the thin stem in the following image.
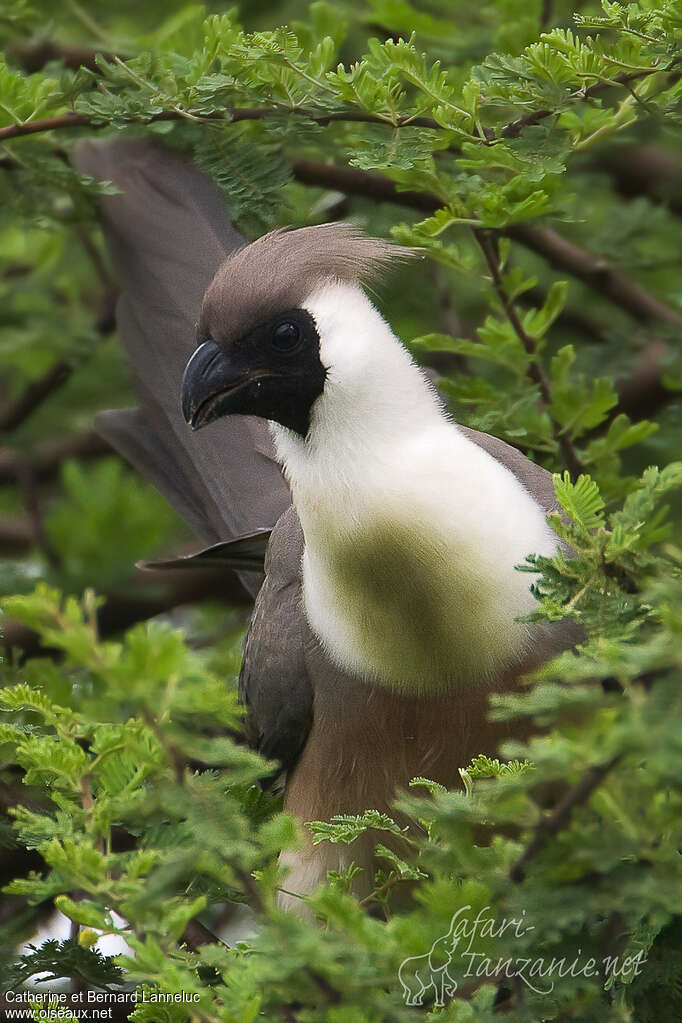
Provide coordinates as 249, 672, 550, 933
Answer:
358, 873, 402, 908
473, 230, 585, 478
67, 0, 111, 43
0, 362, 72, 434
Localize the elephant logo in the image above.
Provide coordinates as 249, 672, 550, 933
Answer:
398, 915, 460, 1007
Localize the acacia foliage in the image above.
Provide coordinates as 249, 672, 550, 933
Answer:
0, 0, 681, 1020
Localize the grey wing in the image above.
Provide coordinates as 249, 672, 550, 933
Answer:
96, 407, 226, 546
239, 506, 314, 770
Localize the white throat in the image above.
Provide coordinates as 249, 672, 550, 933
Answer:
270, 282, 558, 693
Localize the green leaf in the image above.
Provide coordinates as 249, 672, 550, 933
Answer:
307, 810, 406, 845
54, 896, 108, 929
553, 471, 605, 530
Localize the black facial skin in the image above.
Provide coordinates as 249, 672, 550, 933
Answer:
181, 308, 327, 437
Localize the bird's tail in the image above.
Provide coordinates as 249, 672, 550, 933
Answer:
74, 139, 290, 586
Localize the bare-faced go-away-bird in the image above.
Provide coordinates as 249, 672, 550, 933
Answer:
76, 138, 580, 908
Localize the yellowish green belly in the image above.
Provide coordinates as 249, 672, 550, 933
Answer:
324, 519, 507, 692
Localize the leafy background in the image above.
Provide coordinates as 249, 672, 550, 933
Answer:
0, 0, 681, 1020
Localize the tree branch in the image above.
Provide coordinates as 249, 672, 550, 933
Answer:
292, 158, 439, 212
181, 918, 225, 951
0, 361, 72, 433
595, 143, 682, 218
540, 0, 553, 30
518, 291, 676, 424
0, 111, 92, 141
14, 459, 60, 569
0, 55, 670, 145
0, 227, 116, 435
501, 67, 677, 139
509, 756, 621, 883
11, 40, 116, 74
0, 106, 444, 146
614, 339, 673, 421
508, 223, 682, 327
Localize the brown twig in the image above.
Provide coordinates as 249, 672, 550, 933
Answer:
80, 773, 104, 854
509, 756, 621, 883
305, 968, 342, 1005
0, 361, 72, 433
0, 110, 93, 141
540, 0, 553, 30
11, 40, 117, 74
614, 340, 671, 421
358, 873, 402, 908
75, 223, 116, 295
508, 222, 682, 327
500, 68, 674, 139
235, 867, 266, 915
181, 918, 225, 950
474, 231, 553, 405
0, 106, 444, 146
292, 158, 439, 211
0, 272, 116, 437
0, 57, 671, 146
516, 290, 674, 424
595, 143, 682, 217
14, 459, 61, 569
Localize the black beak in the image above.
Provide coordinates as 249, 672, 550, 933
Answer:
181, 340, 249, 430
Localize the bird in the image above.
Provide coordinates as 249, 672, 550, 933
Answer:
75, 138, 581, 910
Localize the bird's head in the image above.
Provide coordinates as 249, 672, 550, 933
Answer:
181, 224, 410, 437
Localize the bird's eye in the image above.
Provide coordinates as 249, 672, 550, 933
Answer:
272, 321, 301, 352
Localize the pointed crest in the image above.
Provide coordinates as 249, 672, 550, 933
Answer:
200, 223, 413, 344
